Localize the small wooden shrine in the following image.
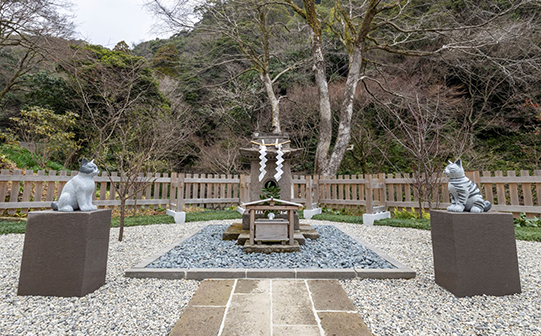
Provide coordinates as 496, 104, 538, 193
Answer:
223, 133, 319, 252
242, 197, 302, 253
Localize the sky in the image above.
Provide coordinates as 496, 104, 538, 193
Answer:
71, 0, 171, 48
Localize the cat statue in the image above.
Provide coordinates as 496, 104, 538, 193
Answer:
444, 159, 491, 213
51, 158, 99, 212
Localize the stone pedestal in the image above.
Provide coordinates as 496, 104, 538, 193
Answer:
430, 210, 521, 297
18, 209, 112, 297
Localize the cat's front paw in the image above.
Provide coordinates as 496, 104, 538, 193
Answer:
447, 204, 464, 212
470, 207, 483, 213
91, 205, 97, 211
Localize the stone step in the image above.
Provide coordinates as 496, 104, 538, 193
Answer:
223, 222, 319, 242
243, 240, 301, 253
238, 232, 305, 245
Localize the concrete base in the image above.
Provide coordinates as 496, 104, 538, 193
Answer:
18, 209, 111, 297
362, 211, 391, 225
243, 240, 301, 253
238, 232, 306, 245
222, 222, 319, 243
166, 209, 186, 223
430, 210, 521, 297
303, 207, 322, 220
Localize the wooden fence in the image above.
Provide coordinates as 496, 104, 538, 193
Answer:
1, 169, 540, 217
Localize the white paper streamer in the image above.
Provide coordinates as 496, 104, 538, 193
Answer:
274, 141, 284, 181
258, 143, 267, 182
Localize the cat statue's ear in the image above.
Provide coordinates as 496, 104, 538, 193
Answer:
455, 158, 462, 167
81, 158, 89, 165
90, 159, 94, 164
448, 160, 454, 165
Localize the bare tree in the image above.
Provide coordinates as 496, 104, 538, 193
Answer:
104, 105, 194, 241
63, 44, 198, 241
0, 0, 75, 105
375, 84, 464, 216
145, 0, 306, 133
278, 0, 537, 176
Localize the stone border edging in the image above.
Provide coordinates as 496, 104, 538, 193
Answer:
124, 224, 416, 280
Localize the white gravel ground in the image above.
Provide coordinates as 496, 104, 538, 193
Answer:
334, 222, 541, 336
1, 219, 540, 336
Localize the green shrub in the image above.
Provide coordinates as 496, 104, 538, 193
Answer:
513, 213, 541, 227
0, 144, 64, 171
392, 207, 430, 220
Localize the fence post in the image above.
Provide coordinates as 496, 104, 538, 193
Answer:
379, 173, 387, 210
176, 173, 185, 212
239, 174, 247, 204
366, 174, 373, 214
313, 175, 320, 207
306, 175, 313, 210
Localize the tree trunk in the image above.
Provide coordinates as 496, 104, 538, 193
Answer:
260, 72, 281, 133
321, 46, 363, 176
119, 199, 125, 241
311, 31, 333, 174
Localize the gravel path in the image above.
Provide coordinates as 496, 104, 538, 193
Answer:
1, 219, 540, 335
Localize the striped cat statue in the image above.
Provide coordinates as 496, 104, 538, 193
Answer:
444, 159, 491, 213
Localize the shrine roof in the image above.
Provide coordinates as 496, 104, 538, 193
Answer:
241, 197, 303, 208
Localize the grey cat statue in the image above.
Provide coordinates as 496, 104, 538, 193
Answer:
443, 159, 491, 213
51, 158, 99, 212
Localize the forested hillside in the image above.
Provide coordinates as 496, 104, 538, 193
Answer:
1, 0, 540, 175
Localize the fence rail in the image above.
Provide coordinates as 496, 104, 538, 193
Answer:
1, 169, 540, 217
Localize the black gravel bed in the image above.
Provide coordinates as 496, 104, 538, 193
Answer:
147, 224, 396, 269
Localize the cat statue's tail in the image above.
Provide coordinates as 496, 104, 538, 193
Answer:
51, 201, 58, 211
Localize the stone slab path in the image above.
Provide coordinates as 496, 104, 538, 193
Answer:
169, 279, 373, 336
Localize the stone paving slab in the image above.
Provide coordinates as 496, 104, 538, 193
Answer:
168, 279, 373, 336
189, 280, 234, 306
168, 306, 225, 336
318, 312, 373, 336
273, 325, 321, 336
307, 279, 357, 311
221, 291, 271, 335
272, 280, 317, 325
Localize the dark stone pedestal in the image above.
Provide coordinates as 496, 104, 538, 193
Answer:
18, 209, 112, 297
430, 210, 521, 297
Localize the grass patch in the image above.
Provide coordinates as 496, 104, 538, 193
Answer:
110, 214, 174, 227
186, 210, 242, 222
374, 218, 431, 230
110, 210, 242, 227
0, 210, 243, 234
0, 220, 27, 234
374, 218, 541, 242
311, 213, 363, 224
514, 227, 541, 242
